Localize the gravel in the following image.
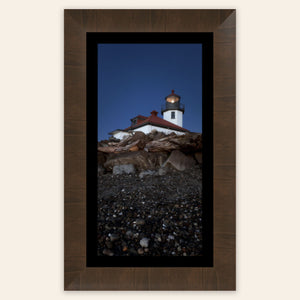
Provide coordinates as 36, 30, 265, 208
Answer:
97, 165, 203, 256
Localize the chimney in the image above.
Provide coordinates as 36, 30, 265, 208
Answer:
150, 110, 158, 116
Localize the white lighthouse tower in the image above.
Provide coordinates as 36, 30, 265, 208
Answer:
161, 90, 185, 127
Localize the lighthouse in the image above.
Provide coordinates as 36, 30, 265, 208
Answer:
109, 90, 189, 140
161, 90, 185, 127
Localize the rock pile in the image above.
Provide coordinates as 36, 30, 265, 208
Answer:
98, 131, 202, 175
97, 130, 203, 256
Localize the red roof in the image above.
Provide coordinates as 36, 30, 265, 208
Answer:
124, 111, 189, 132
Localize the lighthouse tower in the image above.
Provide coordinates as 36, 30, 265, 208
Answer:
161, 90, 185, 127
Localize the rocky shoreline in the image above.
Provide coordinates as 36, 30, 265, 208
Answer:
97, 131, 203, 257
97, 165, 203, 256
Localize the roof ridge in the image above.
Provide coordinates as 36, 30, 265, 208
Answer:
124, 114, 189, 132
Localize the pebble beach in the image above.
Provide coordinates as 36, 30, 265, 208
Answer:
97, 165, 203, 256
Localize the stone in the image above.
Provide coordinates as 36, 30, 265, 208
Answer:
112, 164, 135, 175
137, 248, 144, 255
155, 235, 162, 242
134, 219, 145, 226
194, 152, 202, 164
158, 167, 167, 176
163, 150, 196, 171
103, 249, 114, 256
105, 151, 152, 171
109, 233, 119, 242
105, 241, 113, 249
140, 238, 150, 248
126, 230, 133, 237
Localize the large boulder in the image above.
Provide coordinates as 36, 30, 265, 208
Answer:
163, 150, 196, 171
104, 151, 168, 171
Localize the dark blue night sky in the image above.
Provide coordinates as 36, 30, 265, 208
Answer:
98, 43, 202, 141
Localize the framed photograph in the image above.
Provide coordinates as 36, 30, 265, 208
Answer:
87, 32, 213, 268
65, 9, 235, 290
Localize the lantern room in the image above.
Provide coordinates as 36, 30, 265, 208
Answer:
161, 90, 185, 127
166, 90, 180, 103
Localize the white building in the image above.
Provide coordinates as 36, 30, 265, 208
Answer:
109, 90, 189, 140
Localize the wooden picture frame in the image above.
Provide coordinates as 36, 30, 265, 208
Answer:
65, 9, 236, 290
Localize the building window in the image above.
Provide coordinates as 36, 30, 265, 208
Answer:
171, 111, 175, 119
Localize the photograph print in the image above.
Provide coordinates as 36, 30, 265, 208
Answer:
87, 33, 213, 267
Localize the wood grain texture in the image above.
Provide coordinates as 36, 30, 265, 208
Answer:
64, 9, 236, 290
